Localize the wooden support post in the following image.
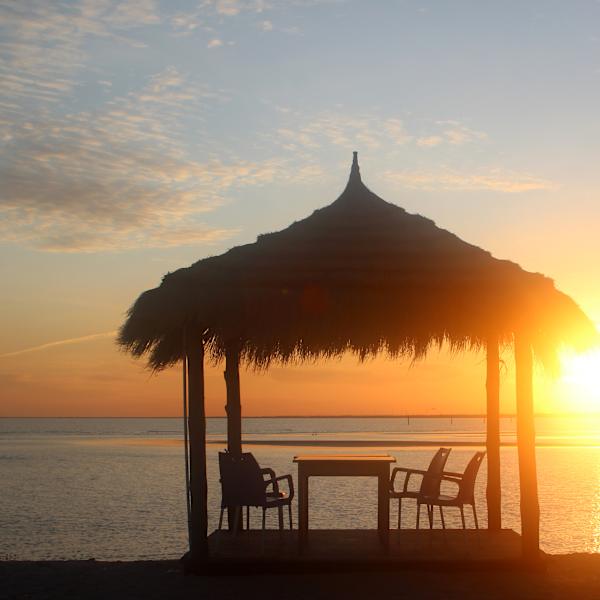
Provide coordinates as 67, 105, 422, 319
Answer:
486, 336, 502, 531
224, 341, 242, 531
224, 342, 242, 457
186, 337, 208, 564
514, 334, 540, 561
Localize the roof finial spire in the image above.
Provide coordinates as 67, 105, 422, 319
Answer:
349, 151, 361, 184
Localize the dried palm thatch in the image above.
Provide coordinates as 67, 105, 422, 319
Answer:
119, 153, 597, 371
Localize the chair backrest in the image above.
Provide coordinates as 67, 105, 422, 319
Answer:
218, 451, 265, 508
420, 447, 451, 498
457, 451, 486, 503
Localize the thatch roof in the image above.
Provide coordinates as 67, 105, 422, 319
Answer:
119, 153, 597, 370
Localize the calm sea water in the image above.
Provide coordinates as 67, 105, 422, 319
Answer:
1, 416, 600, 560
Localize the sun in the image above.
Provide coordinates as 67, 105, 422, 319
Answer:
558, 349, 600, 412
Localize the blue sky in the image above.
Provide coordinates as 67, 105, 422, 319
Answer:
1, 1, 600, 415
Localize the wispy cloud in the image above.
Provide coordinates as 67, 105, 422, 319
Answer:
273, 113, 400, 151
435, 121, 487, 146
0, 2, 526, 255
3, 3, 351, 252
416, 121, 486, 147
268, 111, 484, 153
164, 0, 338, 37
0, 331, 118, 359
0, 1, 162, 106
0, 65, 285, 251
204, 0, 345, 17
384, 168, 555, 193
169, 10, 203, 35
416, 135, 444, 147
215, 0, 243, 16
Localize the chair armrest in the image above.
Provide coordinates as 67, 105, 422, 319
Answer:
272, 474, 294, 500
443, 470, 464, 478
262, 468, 280, 493
440, 475, 461, 489
390, 467, 426, 492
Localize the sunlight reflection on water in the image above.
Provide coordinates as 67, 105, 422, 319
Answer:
590, 459, 600, 553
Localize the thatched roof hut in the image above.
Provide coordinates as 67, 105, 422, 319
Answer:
119, 153, 596, 566
120, 153, 594, 370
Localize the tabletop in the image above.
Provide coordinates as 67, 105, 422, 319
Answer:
293, 454, 396, 463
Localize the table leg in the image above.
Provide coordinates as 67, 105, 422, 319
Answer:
298, 468, 309, 552
378, 468, 390, 551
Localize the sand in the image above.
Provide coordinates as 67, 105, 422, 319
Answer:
2, 555, 600, 600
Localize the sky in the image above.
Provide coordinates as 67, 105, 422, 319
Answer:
1, 0, 600, 417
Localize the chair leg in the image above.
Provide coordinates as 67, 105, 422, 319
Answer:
246, 506, 250, 530
288, 503, 293, 530
278, 506, 284, 530
398, 498, 402, 529
218, 507, 225, 530
262, 507, 266, 530
472, 504, 479, 529
416, 503, 421, 529
460, 506, 466, 529
439, 505, 448, 549
427, 505, 433, 529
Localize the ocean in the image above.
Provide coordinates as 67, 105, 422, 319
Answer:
2, 416, 600, 560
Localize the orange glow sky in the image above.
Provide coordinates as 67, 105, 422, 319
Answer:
1, 2, 600, 416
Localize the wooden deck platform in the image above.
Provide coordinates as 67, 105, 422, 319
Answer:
205, 529, 540, 573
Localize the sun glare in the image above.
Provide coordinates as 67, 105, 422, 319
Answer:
559, 349, 600, 412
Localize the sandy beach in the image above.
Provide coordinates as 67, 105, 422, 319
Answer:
2, 555, 600, 600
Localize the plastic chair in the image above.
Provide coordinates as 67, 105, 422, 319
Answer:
218, 451, 294, 532
389, 447, 451, 529
422, 451, 486, 529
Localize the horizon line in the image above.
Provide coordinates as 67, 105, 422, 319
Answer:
2, 413, 599, 419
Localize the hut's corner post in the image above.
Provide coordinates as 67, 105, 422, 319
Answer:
187, 336, 209, 565
514, 333, 540, 561
486, 335, 502, 531
224, 341, 242, 457
224, 340, 242, 531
